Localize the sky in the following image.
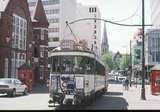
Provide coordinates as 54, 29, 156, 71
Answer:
77, 0, 152, 54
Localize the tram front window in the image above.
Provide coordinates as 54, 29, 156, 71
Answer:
51, 56, 94, 74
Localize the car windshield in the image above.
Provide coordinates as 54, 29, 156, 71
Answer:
0, 79, 12, 84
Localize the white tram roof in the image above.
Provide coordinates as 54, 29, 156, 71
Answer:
49, 48, 104, 66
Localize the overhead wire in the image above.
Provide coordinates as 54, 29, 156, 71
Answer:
112, 0, 142, 23
69, 18, 152, 27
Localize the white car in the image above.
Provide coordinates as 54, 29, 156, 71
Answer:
117, 76, 127, 82
0, 78, 28, 97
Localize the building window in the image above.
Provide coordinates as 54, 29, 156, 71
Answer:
94, 41, 96, 44
95, 8, 97, 12
40, 47, 45, 58
48, 28, 59, 33
11, 52, 26, 78
49, 37, 59, 42
94, 30, 97, 34
89, 8, 91, 12
94, 25, 96, 29
34, 47, 39, 57
48, 18, 59, 23
28, 2, 36, 7
89, 7, 97, 13
152, 51, 155, 62
39, 65, 44, 80
40, 51, 44, 58
156, 51, 160, 62
45, 9, 60, 14
11, 14, 27, 78
41, 30, 44, 40
42, 0, 60, 5
35, 33, 40, 40
4, 58, 8, 78
12, 14, 27, 50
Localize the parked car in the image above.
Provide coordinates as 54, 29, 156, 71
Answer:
117, 76, 127, 82
0, 78, 28, 97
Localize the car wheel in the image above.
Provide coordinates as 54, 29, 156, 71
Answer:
11, 89, 16, 97
23, 88, 28, 95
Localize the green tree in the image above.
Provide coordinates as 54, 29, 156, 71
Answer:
101, 53, 114, 72
120, 54, 130, 70
113, 52, 121, 70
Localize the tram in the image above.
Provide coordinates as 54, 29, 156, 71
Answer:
48, 47, 108, 106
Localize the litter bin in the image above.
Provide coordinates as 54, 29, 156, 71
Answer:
150, 64, 160, 95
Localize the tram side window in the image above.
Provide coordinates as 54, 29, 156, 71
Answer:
51, 56, 59, 73
77, 56, 86, 74
85, 57, 94, 74
95, 61, 105, 76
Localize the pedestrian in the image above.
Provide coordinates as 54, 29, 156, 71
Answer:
125, 79, 129, 90
130, 80, 132, 87
122, 79, 126, 90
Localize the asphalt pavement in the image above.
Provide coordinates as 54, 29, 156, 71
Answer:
1, 83, 160, 110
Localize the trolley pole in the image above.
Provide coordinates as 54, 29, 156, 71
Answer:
141, 0, 146, 100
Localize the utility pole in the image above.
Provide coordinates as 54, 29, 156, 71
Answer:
130, 40, 132, 87
141, 0, 146, 100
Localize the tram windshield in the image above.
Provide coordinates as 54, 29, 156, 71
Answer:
49, 56, 105, 75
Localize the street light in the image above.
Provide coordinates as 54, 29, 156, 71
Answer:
141, 0, 146, 100
130, 40, 132, 87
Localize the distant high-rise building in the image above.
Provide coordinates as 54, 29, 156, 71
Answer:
28, 0, 101, 56
75, 4, 101, 56
101, 23, 109, 55
28, 0, 77, 50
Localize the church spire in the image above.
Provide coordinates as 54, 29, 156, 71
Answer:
101, 23, 109, 55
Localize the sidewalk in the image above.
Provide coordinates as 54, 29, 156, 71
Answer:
109, 84, 160, 110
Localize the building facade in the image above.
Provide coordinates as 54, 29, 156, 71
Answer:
28, 0, 77, 50
75, 4, 101, 56
31, 0, 49, 83
131, 28, 143, 79
28, 0, 102, 56
145, 29, 160, 67
148, 0, 160, 74
0, 0, 33, 78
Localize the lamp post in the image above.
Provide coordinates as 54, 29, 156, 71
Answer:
130, 40, 132, 87
141, 0, 146, 100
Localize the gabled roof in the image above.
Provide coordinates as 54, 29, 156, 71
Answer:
31, 0, 49, 27
0, 0, 9, 12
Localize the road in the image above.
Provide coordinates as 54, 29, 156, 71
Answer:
0, 83, 129, 110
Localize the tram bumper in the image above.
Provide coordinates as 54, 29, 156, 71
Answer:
63, 94, 76, 105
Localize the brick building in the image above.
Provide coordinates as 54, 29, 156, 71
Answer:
0, 0, 49, 84
31, 0, 49, 84
0, 0, 33, 78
